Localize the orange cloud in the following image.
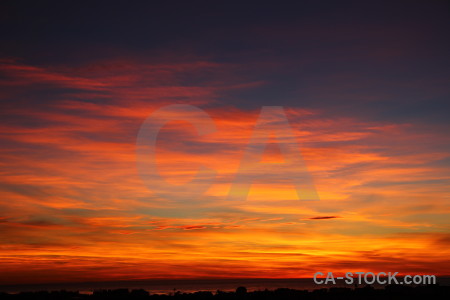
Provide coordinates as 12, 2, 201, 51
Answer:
0, 58, 449, 285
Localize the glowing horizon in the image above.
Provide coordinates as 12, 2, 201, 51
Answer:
1, 57, 449, 285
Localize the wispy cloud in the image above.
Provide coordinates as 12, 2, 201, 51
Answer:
308, 216, 341, 220
0, 56, 449, 284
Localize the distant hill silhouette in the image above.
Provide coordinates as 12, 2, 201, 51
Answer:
0, 285, 449, 300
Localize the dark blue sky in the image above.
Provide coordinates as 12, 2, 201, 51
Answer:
1, 0, 449, 122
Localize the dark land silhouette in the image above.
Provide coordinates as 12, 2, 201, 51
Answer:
0, 285, 449, 300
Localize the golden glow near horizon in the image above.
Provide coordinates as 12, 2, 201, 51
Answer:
0, 59, 449, 285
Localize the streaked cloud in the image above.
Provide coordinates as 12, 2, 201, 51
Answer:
0, 52, 449, 285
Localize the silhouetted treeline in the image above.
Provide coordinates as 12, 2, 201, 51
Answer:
0, 285, 449, 300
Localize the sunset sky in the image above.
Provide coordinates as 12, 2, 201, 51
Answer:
0, 1, 449, 285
